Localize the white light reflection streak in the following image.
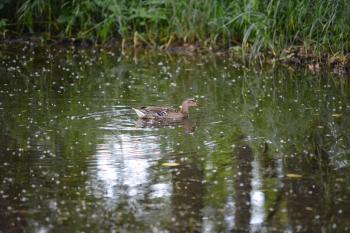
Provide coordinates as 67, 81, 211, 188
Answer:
94, 134, 168, 199
250, 158, 265, 231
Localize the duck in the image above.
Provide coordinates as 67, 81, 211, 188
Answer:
132, 98, 198, 120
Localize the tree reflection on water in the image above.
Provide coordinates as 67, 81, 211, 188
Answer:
0, 45, 349, 232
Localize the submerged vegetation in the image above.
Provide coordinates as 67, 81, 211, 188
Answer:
1, 0, 350, 59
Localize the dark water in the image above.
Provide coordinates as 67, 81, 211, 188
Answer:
0, 44, 350, 233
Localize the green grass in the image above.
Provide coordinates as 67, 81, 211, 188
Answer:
1, 0, 350, 58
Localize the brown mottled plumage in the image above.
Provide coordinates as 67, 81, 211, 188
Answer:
133, 98, 197, 120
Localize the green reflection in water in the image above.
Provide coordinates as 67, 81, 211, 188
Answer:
0, 44, 349, 233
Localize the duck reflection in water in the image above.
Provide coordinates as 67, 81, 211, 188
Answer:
135, 118, 197, 134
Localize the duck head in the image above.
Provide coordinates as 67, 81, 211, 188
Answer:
181, 98, 198, 114
183, 98, 198, 107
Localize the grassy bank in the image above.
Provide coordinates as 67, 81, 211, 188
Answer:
1, 0, 350, 60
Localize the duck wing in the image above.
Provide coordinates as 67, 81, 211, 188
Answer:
142, 106, 177, 117
133, 106, 177, 118
143, 106, 176, 112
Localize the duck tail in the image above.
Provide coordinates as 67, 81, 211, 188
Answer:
132, 108, 146, 118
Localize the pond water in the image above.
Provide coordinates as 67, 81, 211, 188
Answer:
0, 43, 350, 233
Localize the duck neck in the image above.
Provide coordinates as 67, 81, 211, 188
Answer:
180, 102, 189, 116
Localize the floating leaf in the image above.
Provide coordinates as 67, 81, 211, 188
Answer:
332, 113, 342, 117
161, 162, 179, 167
286, 173, 302, 178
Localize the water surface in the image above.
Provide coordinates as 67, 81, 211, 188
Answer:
0, 44, 350, 232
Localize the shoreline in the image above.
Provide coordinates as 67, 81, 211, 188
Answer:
1, 36, 349, 76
